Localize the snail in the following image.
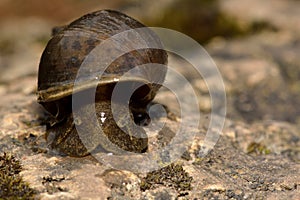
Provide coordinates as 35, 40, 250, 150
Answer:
37, 10, 168, 157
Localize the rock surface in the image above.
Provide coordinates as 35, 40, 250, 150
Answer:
0, 0, 299, 199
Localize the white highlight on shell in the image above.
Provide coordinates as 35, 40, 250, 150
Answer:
100, 112, 106, 123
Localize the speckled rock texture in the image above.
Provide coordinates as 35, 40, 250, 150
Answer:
0, 0, 299, 199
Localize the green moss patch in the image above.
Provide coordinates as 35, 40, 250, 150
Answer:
247, 142, 271, 155
0, 152, 36, 199
140, 163, 192, 194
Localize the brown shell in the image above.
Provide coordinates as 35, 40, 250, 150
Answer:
37, 9, 167, 104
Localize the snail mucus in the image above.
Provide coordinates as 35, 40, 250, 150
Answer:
37, 10, 168, 157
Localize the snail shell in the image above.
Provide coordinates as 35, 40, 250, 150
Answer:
37, 10, 168, 156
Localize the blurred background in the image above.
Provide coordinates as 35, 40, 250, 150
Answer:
0, 0, 299, 125
0, 0, 275, 44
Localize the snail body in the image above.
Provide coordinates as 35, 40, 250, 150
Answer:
37, 10, 167, 156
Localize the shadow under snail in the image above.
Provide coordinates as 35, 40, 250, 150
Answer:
37, 10, 168, 157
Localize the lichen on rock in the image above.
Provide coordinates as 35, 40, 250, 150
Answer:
0, 152, 36, 199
